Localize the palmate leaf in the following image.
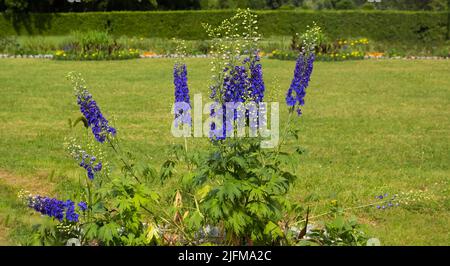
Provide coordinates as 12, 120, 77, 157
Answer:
264, 221, 284, 239
216, 179, 242, 203
247, 202, 272, 218
228, 211, 252, 235
84, 223, 99, 241
98, 222, 120, 245
186, 210, 203, 229
115, 197, 132, 213
132, 193, 149, 208
266, 175, 290, 195
229, 156, 248, 169
159, 159, 176, 182
202, 198, 223, 220
137, 163, 158, 182
248, 187, 266, 202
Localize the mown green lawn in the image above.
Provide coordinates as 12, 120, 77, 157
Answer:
0, 58, 449, 245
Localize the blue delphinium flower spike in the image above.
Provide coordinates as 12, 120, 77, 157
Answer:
286, 52, 315, 116
69, 73, 116, 143
27, 195, 84, 223
173, 63, 192, 127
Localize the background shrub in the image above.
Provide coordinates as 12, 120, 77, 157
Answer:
0, 10, 448, 44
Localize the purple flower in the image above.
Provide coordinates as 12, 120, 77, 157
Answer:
79, 153, 102, 180
76, 89, 116, 143
77, 201, 88, 212
374, 193, 399, 210
286, 52, 315, 116
93, 162, 102, 172
27, 195, 82, 223
174, 63, 191, 127
209, 52, 266, 140
64, 200, 79, 222
248, 54, 265, 103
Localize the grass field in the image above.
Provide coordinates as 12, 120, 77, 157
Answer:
0, 58, 449, 245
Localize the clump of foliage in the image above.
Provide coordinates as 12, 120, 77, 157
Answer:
271, 25, 369, 62
53, 30, 140, 61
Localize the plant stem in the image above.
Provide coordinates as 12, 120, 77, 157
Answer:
274, 107, 294, 161
293, 200, 398, 225
107, 136, 141, 183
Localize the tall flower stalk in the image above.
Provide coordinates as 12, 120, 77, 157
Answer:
285, 53, 315, 116
173, 39, 192, 152
18, 191, 87, 223
68, 72, 116, 143
204, 8, 265, 140
285, 22, 321, 116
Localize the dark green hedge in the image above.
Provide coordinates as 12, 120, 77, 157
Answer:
0, 10, 448, 43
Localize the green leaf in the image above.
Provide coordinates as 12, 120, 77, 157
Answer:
98, 222, 120, 245
73, 116, 89, 128
195, 184, 211, 202
187, 210, 203, 229
248, 187, 265, 201
145, 222, 161, 244
230, 156, 248, 168
264, 221, 284, 239
216, 180, 241, 203
204, 198, 222, 220
83, 223, 99, 240
332, 216, 345, 230
228, 211, 251, 235
159, 159, 176, 182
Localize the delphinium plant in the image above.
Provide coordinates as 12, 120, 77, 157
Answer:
19, 73, 172, 246
158, 9, 322, 245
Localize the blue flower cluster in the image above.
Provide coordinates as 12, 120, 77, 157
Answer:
79, 153, 102, 180
209, 54, 266, 140
209, 103, 228, 141
248, 54, 265, 104
77, 89, 116, 143
375, 193, 399, 210
223, 65, 249, 103
78, 201, 88, 211
286, 52, 315, 116
173, 63, 191, 127
248, 54, 266, 130
28, 195, 87, 223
